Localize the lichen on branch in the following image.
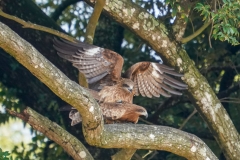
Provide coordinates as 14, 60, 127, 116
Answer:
0, 21, 217, 160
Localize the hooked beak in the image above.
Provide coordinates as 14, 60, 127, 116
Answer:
128, 88, 133, 92
144, 112, 148, 119
141, 112, 148, 119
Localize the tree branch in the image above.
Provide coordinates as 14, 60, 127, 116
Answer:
172, 0, 195, 41
0, 21, 218, 159
0, 21, 104, 142
217, 85, 240, 99
181, 20, 212, 43
179, 108, 198, 130
7, 105, 217, 160
0, 9, 76, 42
7, 108, 93, 160
83, 1, 240, 159
84, 1, 136, 158
149, 97, 178, 123
102, 124, 217, 159
111, 149, 136, 160
84, 0, 105, 44
1, 7, 134, 159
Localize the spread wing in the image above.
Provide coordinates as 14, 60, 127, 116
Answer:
124, 62, 187, 98
53, 38, 124, 85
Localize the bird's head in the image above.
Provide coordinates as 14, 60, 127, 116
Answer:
121, 79, 135, 93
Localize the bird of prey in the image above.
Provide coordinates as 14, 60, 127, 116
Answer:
62, 101, 148, 126
53, 38, 187, 104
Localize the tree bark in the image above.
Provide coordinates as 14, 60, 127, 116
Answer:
7, 108, 94, 160
83, 0, 240, 159
0, 21, 217, 160
1, 0, 240, 159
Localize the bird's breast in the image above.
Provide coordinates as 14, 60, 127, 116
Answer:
99, 86, 134, 103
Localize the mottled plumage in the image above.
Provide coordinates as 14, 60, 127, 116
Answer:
65, 101, 148, 125
54, 38, 188, 125
99, 79, 135, 103
53, 38, 187, 102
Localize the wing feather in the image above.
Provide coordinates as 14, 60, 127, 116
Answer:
164, 79, 187, 90
125, 62, 187, 98
144, 70, 161, 97
53, 38, 123, 85
137, 74, 146, 97
159, 83, 183, 95
133, 77, 139, 96
142, 73, 153, 98
162, 74, 187, 87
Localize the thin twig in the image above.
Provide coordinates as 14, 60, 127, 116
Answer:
0, 10, 76, 42
208, 21, 213, 48
220, 97, 240, 104
181, 20, 212, 44
147, 151, 158, 160
179, 108, 198, 130
142, 150, 153, 158
84, 0, 106, 44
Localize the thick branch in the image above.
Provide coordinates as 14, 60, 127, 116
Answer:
8, 105, 217, 160
101, 124, 217, 159
0, 20, 218, 159
83, 0, 240, 159
0, 22, 104, 143
7, 108, 93, 160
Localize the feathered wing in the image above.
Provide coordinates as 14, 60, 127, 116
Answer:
124, 62, 188, 98
53, 38, 124, 86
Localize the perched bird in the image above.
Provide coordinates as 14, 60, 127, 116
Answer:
53, 38, 187, 104
54, 38, 187, 125
63, 101, 148, 126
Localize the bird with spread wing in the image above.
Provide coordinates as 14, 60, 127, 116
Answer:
53, 38, 187, 125
53, 38, 187, 103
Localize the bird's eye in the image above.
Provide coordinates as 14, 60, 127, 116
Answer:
122, 84, 129, 88
136, 109, 144, 112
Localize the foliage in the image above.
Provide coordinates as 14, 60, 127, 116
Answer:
0, 148, 11, 160
165, 0, 188, 21
0, 0, 240, 159
195, 1, 240, 45
0, 82, 21, 124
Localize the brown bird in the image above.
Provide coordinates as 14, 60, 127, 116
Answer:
66, 101, 148, 126
53, 38, 187, 104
